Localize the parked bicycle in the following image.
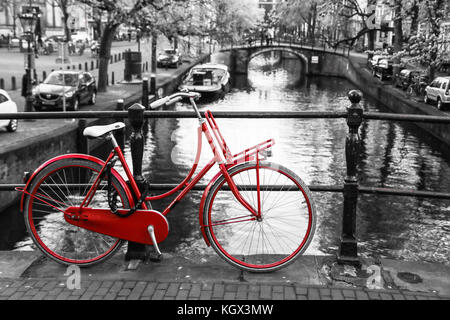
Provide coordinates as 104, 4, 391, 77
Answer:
406, 73, 429, 98
17, 91, 316, 272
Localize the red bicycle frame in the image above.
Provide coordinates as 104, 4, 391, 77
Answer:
79, 110, 274, 220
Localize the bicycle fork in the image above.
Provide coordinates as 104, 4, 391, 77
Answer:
218, 160, 262, 220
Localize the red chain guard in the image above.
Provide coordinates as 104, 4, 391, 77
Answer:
64, 207, 169, 245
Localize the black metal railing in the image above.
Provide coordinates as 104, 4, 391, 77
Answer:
1, 90, 450, 265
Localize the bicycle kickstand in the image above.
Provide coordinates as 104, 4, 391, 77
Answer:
147, 225, 162, 262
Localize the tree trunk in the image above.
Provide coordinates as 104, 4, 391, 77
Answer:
408, 1, 419, 38
308, 3, 317, 45
97, 23, 118, 92
367, 31, 375, 50
62, 12, 71, 42
392, 0, 403, 80
92, 8, 102, 41
367, 0, 377, 50
393, 0, 403, 53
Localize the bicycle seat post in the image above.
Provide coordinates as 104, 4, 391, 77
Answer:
106, 132, 119, 149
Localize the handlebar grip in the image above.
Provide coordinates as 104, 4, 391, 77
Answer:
166, 96, 183, 106
149, 96, 170, 109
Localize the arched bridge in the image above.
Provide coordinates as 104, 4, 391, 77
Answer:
219, 42, 352, 77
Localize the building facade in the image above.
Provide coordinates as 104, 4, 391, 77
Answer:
0, 0, 93, 39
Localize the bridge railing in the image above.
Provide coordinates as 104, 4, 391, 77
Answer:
228, 35, 354, 57
0, 90, 449, 266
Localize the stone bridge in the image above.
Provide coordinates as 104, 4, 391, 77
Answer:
218, 43, 352, 77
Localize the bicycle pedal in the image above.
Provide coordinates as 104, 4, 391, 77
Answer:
148, 251, 162, 263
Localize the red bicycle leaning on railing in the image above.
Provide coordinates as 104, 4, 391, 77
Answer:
17, 91, 316, 272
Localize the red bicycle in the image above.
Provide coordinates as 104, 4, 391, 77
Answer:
17, 91, 316, 272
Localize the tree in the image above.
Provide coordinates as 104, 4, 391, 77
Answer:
79, 0, 213, 91
392, 0, 404, 53
316, 0, 386, 50
206, 0, 263, 45
54, 0, 74, 42
275, 0, 323, 45
397, 0, 449, 79
77, 1, 166, 91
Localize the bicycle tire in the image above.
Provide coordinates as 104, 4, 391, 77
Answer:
24, 157, 131, 266
203, 161, 316, 272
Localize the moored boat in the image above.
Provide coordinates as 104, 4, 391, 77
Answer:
179, 63, 231, 99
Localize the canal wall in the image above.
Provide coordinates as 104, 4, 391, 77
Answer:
0, 54, 210, 212
339, 54, 450, 146
280, 49, 450, 146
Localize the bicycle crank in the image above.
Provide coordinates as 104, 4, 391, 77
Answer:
148, 225, 162, 262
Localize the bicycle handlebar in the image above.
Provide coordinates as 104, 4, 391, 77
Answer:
149, 91, 202, 118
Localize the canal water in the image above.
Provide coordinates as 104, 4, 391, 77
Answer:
1, 52, 449, 267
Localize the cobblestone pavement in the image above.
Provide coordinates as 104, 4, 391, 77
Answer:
0, 278, 448, 301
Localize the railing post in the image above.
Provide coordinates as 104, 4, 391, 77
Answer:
337, 90, 363, 266
125, 103, 148, 261
77, 119, 89, 154
114, 99, 125, 151
150, 74, 156, 96
142, 77, 149, 109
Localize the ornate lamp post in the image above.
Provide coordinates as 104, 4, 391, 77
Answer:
18, 10, 37, 115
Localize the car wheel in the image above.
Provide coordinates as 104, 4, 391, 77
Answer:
6, 119, 18, 132
34, 105, 42, 112
71, 98, 79, 111
89, 91, 96, 105
406, 86, 413, 97
437, 98, 443, 110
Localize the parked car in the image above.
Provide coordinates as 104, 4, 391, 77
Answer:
46, 35, 66, 43
424, 76, 450, 110
157, 49, 182, 68
371, 56, 393, 81
395, 69, 422, 90
32, 71, 97, 111
368, 55, 387, 70
0, 89, 18, 132
9, 37, 20, 48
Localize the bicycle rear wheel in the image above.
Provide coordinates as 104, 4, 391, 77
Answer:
203, 161, 316, 272
24, 157, 131, 266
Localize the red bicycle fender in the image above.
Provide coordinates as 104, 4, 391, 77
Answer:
19, 153, 134, 212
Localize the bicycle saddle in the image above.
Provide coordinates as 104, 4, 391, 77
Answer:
83, 122, 125, 139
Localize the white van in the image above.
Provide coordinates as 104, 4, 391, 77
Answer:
424, 77, 450, 110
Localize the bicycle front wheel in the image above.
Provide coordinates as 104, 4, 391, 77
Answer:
203, 161, 316, 272
24, 157, 131, 266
